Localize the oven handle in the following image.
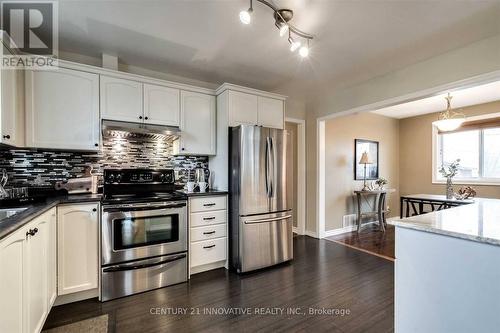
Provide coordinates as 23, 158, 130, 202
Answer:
103, 202, 186, 212
102, 253, 186, 272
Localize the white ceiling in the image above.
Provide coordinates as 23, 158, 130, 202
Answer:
56, 0, 500, 93
372, 80, 500, 119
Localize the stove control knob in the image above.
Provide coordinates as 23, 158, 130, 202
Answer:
165, 173, 173, 183
159, 173, 165, 182
108, 174, 115, 183
115, 174, 122, 183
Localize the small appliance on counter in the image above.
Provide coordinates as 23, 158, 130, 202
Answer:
100, 168, 188, 301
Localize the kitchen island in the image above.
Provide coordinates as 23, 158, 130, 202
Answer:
391, 198, 500, 332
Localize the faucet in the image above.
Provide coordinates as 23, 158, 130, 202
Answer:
0, 169, 8, 199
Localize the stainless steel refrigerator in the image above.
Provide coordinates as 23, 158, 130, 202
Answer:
229, 125, 293, 273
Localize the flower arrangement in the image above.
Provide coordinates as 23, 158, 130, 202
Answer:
375, 177, 388, 189
439, 159, 460, 179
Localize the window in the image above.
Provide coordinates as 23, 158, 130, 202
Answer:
435, 124, 500, 184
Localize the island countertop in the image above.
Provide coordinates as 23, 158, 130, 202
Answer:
391, 198, 500, 247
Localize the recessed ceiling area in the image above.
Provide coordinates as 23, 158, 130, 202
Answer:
56, 0, 500, 93
371, 80, 500, 119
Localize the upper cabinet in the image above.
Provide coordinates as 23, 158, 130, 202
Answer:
218, 84, 286, 129
25, 68, 100, 151
143, 83, 180, 126
174, 91, 216, 155
101, 76, 181, 127
228, 91, 258, 126
0, 42, 24, 147
100, 75, 143, 123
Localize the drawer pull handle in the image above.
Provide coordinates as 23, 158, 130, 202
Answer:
203, 231, 216, 235
203, 216, 216, 221
203, 203, 216, 207
203, 244, 216, 249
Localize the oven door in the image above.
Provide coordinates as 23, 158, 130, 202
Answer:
102, 201, 187, 266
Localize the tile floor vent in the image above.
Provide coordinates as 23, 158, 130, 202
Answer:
343, 214, 357, 228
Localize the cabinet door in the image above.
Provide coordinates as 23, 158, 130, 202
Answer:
143, 83, 180, 126
257, 97, 284, 129
178, 91, 216, 155
228, 91, 258, 126
1, 42, 24, 147
25, 68, 100, 150
26, 215, 49, 333
100, 75, 143, 123
0, 227, 26, 333
46, 209, 57, 307
57, 203, 99, 295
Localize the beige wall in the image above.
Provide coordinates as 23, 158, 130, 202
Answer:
304, 34, 500, 235
325, 113, 400, 231
400, 100, 500, 199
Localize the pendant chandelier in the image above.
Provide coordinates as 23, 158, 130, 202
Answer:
238, 0, 314, 58
433, 93, 466, 132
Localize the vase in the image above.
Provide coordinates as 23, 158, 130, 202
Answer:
446, 177, 453, 199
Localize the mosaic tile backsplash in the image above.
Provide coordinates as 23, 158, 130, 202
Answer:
0, 136, 208, 187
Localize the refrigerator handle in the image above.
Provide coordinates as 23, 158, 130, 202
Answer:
270, 137, 275, 197
265, 137, 271, 197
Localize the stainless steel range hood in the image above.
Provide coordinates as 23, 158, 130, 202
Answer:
102, 120, 181, 141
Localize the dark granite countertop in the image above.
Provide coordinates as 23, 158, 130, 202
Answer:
176, 189, 228, 197
0, 193, 102, 241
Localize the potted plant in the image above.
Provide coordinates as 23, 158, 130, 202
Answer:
375, 177, 388, 190
439, 159, 460, 199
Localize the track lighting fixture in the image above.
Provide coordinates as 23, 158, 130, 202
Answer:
239, 0, 313, 58
239, 0, 253, 25
299, 39, 309, 57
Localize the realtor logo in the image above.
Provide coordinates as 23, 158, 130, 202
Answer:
1, 1, 58, 68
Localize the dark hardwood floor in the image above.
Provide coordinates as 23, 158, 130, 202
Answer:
44, 236, 394, 333
326, 224, 395, 261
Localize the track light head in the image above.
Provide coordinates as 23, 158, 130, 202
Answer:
239, 0, 253, 25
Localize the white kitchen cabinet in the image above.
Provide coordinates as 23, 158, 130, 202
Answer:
26, 213, 49, 333
174, 91, 216, 155
47, 209, 57, 307
25, 68, 100, 150
0, 42, 24, 147
57, 203, 99, 295
189, 195, 228, 275
0, 209, 56, 333
228, 90, 258, 126
143, 83, 180, 126
100, 75, 143, 123
0, 227, 26, 333
257, 96, 284, 129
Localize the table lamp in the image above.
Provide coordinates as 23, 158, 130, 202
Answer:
359, 152, 372, 191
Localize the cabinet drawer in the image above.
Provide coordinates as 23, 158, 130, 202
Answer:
191, 224, 227, 242
190, 238, 226, 267
190, 210, 226, 227
190, 196, 226, 212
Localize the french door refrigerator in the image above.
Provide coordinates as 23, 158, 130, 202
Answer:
229, 125, 293, 273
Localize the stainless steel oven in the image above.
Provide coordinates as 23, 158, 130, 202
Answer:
102, 201, 187, 265
101, 200, 187, 301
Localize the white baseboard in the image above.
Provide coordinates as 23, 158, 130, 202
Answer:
323, 221, 378, 238
54, 288, 98, 306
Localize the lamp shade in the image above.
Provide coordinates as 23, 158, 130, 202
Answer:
359, 152, 372, 164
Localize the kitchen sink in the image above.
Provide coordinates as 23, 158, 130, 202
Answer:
0, 207, 28, 222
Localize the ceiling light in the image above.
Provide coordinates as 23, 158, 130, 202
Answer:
299, 40, 309, 57
433, 93, 465, 132
289, 36, 301, 52
239, 0, 253, 25
238, 0, 314, 58
279, 24, 288, 37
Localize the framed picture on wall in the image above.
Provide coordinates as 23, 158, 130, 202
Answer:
354, 139, 379, 180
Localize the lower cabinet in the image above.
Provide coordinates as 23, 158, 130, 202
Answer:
189, 195, 228, 275
57, 203, 99, 295
0, 207, 56, 333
